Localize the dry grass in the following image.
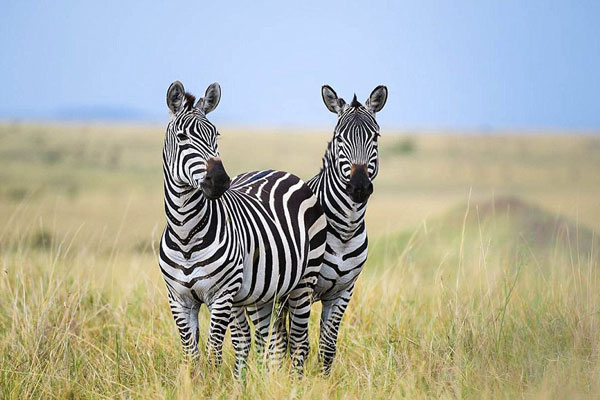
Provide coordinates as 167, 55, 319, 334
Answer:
0, 123, 599, 398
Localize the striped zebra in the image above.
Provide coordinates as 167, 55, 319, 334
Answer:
159, 81, 327, 376
308, 85, 388, 374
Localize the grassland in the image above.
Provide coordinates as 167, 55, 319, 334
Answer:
0, 123, 599, 399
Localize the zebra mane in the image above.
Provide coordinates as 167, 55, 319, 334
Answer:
184, 93, 196, 111
318, 137, 335, 173
350, 94, 361, 108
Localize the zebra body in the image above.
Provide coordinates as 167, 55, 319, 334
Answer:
159, 81, 326, 376
308, 85, 388, 374
162, 170, 323, 305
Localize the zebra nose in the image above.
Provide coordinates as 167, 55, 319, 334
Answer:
347, 180, 373, 201
347, 164, 373, 203
202, 157, 231, 199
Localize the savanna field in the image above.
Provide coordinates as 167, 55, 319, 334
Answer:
1, 123, 599, 399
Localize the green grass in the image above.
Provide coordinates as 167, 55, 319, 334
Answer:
0, 123, 599, 398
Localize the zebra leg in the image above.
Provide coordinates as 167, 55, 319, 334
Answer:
246, 304, 272, 359
206, 294, 235, 367
230, 306, 251, 378
319, 289, 353, 375
270, 305, 289, 363
247, 303, 288, 366
287, 287, 313, 376
167, 290, 200, 357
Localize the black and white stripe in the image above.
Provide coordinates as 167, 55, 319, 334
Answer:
159, 81, 327, 376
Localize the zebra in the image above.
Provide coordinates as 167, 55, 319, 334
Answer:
307, 84, 388, 374
158, 80, 327, 376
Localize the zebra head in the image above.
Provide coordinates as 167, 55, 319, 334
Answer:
164, 81, 230, 200
321, 84, 388, 203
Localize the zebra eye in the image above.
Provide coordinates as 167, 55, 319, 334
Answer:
177, 133, 188, 142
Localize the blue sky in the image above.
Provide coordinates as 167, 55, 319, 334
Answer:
1, 1, 599, 130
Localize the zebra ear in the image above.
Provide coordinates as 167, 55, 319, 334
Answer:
196, 82, 221, 115
322, 85, 346, 115
365, 85, 388, 114
166, 81, 186, 115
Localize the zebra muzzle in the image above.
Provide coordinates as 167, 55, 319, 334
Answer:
347, 164, 373, 203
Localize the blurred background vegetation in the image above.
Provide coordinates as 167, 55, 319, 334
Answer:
1, 123, 599, 253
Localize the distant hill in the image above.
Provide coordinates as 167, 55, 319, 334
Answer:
54, 105, 156, 121
368, 196, 599, 272
0, 105, 160, 122
441, 196, 597, 254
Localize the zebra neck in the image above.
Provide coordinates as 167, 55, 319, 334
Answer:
163, 181, 224, 248
309, 166, 368, 242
